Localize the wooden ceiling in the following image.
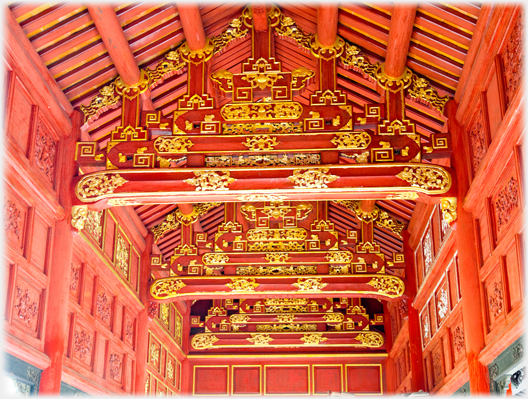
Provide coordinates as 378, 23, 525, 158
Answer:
9, 2, 478, 258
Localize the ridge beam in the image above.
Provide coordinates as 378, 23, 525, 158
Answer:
87, 5, 142, 86
177, 4, 207, 51
384, 5, 417, 78
317, 4, 339, 47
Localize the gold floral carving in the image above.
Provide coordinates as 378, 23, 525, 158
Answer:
247, 228, 307, 241
339, 43, 379, 81
355, 332, 384, 347
300, 333, 328, 345
77, 174, 128, 199
154, 137, 194, 153
237, 265, 316, 276
229, 314, 251, 323
235, 194, 288, 202
150, 279, 187, 299
85, 210, 103, 241
258, 324, 316, 332
115, 235, 130, 279
367, 276, 405, 298
441, 197, 457, 224
386, 192, 419, 200
293, 278, 328, 292
331, 132, 371, 149
288, 168, 339, 189
221, 102, 303, 120
247, 334, 274, 346
80, 83, 120, 124
71, 206, 88, 230
249, 241, 304, 252
166, 360, 174, 381
191, 334, 220, 350
185, 171, 236, 191
396, 166, 451, 191
264, 298, 308, 305
149, 344, 160, 365
377, 210, 405, 238
325, 251, 353, 263
226, 278, 259, 292
203, 253, 230, 265
323, 313, 345, 323
242, 135, 280, 151
264, 253, 290, 263
210, 15, 249, 54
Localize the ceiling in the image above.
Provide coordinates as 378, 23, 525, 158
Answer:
9, 2, 480, 258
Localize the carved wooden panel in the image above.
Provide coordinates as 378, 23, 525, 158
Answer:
501, 12, 524, 106
420, 305, 431, 348
450, 321, 466, 366
432, 345, 444, 387
72, 320, 95, 369
11, 277, 42, 337
148, 333, 162, 374
266, 366, 309, 394
29, 213, 51, 274
94, 282, 113, 330
485, 68, 504, 140
232, 366, 261, 395
469, 106, 487, 177
122, 307, 136, 349
422, 224, 434, 277
194, 366, 229, 395
485, 270, 505, 328
505, 238, 523, 311
4, 192, 29, 254
492, 175, 520, 241
7, 77, 34, 155
32, 116, 57, 187
107, 347, 124, 386
435, 279, 450, 328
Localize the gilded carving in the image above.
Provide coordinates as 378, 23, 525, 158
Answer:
396, 166, 450, 191
339, 43, 379, 81
300, 333, 327, 345
257, 324, 316, 332
184, 171, 235, 191
323, 313, 345, 323
437, 288, 449, 320
109, 353, 122, 380
422, 314, 430, 340
423, 230, 433, 274
115, 235, 130, 279
331, 132, 371, 149
77, 174, 128, 199
276, 314, 296, 323
150, 279, 187, 299
248, 241, 304, 252
237, 265, 316, 276
159, 303, 170, 329
264, 253, 290, 263
242, 135, 280, 151
191, 334, 220, 349
14, 287, 38, 325
74, 330, 92, 361
235, 194, 288, 202
221, 102, 302, 120
325, 251, 353, 263
494, 177, 519, 232
407, 74, 450, 114
441, 198, 457, 224
452, 326, 465, 362
85, 210, 103, 241
247, 228, 307, 241
71, 205, 88, 231
293, 278, 328, 292
150, 344, 160, 366
80, 82, 119, 124
203, 253, 229, 265
4, 200, 22, 240
367, 276, 405, 297
167, 360, 175, 382
247, 333, 274, 346
154, 136, 194, 153
206, 153, 319, 168
34, 122, 57, 184
264, 298, 307, 305
226, 278, 259, 291
288, 168, 339, 188
210, 15, 249, 54
355, 332, 384, 347
230, 314, 251, 323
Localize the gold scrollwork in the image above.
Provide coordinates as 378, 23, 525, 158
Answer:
226, 278, 259, 292
229, 314, 251, 323
288, 168, 339, 189
80, 82, 120, 123
237, 265, 316, 276
375, 64, 413, 92
77, 174, 128, 199
191, 334, 220, 350
408, 74, 450, 114
264, 253, 290, 263
367, 276, 405, 298
154, 137, 193, 153
247, 334, 274, 346
257, 324, 316, 332
300, 332, 328, 345
325, 251, 353, 263
323, 313, 345, 323
339, 43, 379, 81
221, 102, 303, 120
71, 206, 88, 230
441, 197, 457, 224
293, 278, 328, 292
150, 279, 187, 299
247, 228, 307, 241
242, 135, 280, 151
276, 314, 296, 323
185, 171, 236, 191
354, 332, 384, 347
396, 166, 451, 191
265, 298, 308, 305
331, 132, 371, 149
235, 194, 289, 202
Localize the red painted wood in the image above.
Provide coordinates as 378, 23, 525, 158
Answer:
177, 4, 207, 52
317, 5, 339, 47
385, 5, 417, 78
87, 5, 141, 86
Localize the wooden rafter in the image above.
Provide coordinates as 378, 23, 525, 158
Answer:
384, 5, 417, 78
176, 4, 207, 51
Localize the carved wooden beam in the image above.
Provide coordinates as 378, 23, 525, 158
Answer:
317, 4, 339, 46
176, 4, 207, 51
4, 7, 73, 134
252, 4, 268, 32
87, 5, 141, 86
384, 5, 417, 78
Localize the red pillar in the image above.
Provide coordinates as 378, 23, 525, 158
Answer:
134, 233, 154, 394
384, 303, 397, 394
38, 111, 81, 394
317, 5, 339, 46
448, 100, 490, 393
403, 230, 426, 392
177, 4, 207, 51
384, 5, 417, 78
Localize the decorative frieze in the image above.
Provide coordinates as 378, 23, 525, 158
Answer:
494, 177, 519, 232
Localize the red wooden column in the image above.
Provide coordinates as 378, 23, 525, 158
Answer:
448, 100, 490, 393
317, 5, 339, 46
134, 233, 154, 394
383, 303, 397, 394
38, 111, 81, 394
384, 5, 417, 78
403, 230, 426, 392
177, 4, 207, 51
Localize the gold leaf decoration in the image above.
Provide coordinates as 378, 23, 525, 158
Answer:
293, 278, 328, 292
203, 253, 230, 265
331, 132, 371, 149
226, 278, 259, 292
77, 174, 128, 199
246, 333, 274, 346
242, 135, 281, 151
191, 334, 220, 350
396, 166, 450, 191
276, 314, 296, 323
300, 333, 328, 345
354, 332, 384, 347
441, 197, 457, 224
288, 168, 339, 189
407, 74, 450, 114
235, 194, 288, 202
264, 253, 290, 263
185, 171, 236, 191
71, 206, 88, 230
367, 276, 405, 298
150, 279, 187, 299
229, 314, 251, 323
323, 313, 345, 323
154, 137, 194, 153
325, 251, 353, 263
